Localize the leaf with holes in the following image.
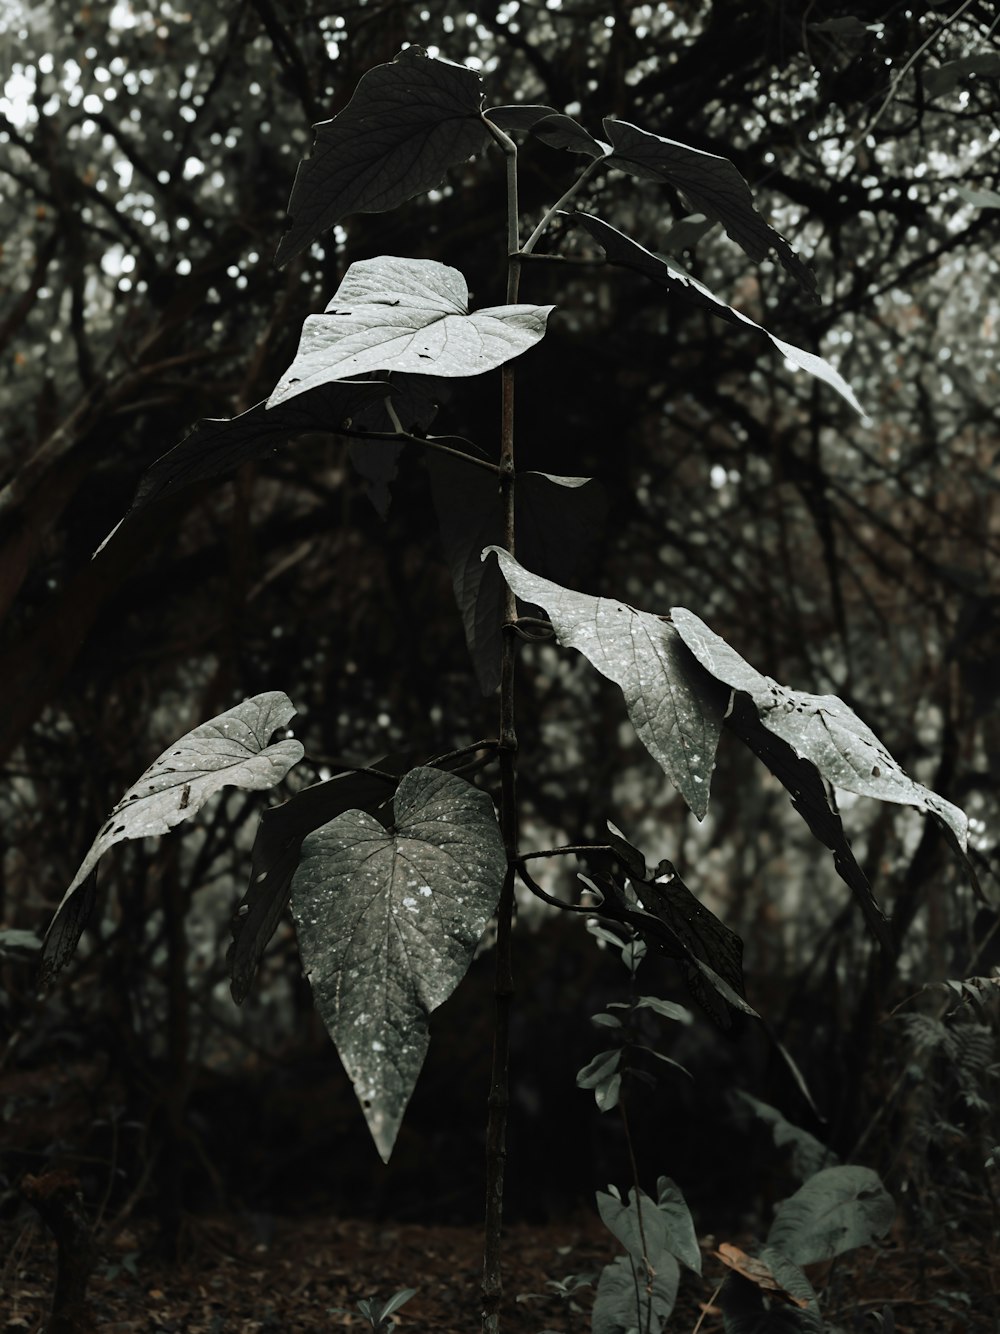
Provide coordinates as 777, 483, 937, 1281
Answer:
289, 765, 505, 1161
269, 258, 552, 407
671, 607, 968, 849
602, 119, 816, 296
275, 47, 491, 266
43, 693, 304, 982
484, 548, 725, 817
572, 213, 865, 416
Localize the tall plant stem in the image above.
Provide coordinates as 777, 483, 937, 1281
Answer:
481, 117, 521, 1334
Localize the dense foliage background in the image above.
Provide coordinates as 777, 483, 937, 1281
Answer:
1, 0, 997, 1283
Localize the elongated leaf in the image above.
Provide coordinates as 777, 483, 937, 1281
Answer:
576, 1049, 622, 1089
43, 694, 304, 983
592, 1253, 679, 1334
925, 54, 1000, 98
289, 765, 505, 1161
269, 258, 552, 407
602, 119, 817, 296
766, 1166, 894, 1265
655, 1177, 702, 1274
486, 103, 560, 133
229, 768, 397, 1004
103, 381, 394, 544
955, 183, 1000, 210
430, 462, 606, 693
275, 48, 491, 266
488, 104, 610, 155
735, 1092, 839, 1183
671, 607, 969, 850
663, 212, 717, 252
571, 213, 865, 416
484, 549, 725, 816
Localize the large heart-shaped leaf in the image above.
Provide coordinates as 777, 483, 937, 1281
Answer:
484, 549, 725, 817
671, 607, 969, 849
430, 459, 606, 693
43, 694, 304, 982
592, 1252, 679, 1334
572, 213, 865, 417
289, 765, 506, 1161
269, 258, 553, 407
598, 1187, 674, 1271
229, 767, 398, 1004
656, 1177, 702, 1275
766, 1166, 895, 1265
275, 47, 491, 266
602, 119, 816, 296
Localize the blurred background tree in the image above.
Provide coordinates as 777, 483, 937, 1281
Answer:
1, 0, 997, 1247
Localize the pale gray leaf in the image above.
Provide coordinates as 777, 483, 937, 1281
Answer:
269, 257, 552, 406
484, 549, 724, 818
598, 1187, 673, 1270
766, 1166, 895, 1265
289, 766, 505, 1162
671, 607, 969, 849
46, 693, 304, 965
655, 1177, 702, 1274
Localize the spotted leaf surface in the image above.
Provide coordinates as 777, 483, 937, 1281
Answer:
269, 257, 552, 407
671, 607, 968, 848
43, 694, 304, 981
484, 549, 724, 818
290, 766, 505, 1162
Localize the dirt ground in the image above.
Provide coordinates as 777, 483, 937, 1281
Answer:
2, 1204, 996, 1333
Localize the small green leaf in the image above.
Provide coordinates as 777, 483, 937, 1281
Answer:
766, 1166, 895, 1265
290, 766, 505, 1161
275, 48, 491, 266
576, 1049, 622, 1089
634, 996, 693, 1024
44, 694, 304, 983
270, 258, 553, 406
594, 1071, 622, 1111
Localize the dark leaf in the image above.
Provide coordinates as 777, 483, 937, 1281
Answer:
347, 441, 404, 519
592, 1252, 679, 1334
486, 549, 726, 816
734, 1093, 839, 1182
229, 768, 397, 1005
269, 257, 552, 405
571, 213, 865, 416
486, 103, 561, 132
662, 212, 718, 252
290, 766, 506, 1160
531, 113, 608, 157
430, 465, 606, 694
275, 48, 491, 266
597, 1186, 674, 1270
602, 118, 817, 296
45, 694, 304, 983
925, 54, 1000, 99
655, 1177, 702, 1274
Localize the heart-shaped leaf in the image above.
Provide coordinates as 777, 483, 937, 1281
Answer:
735, 1093, 839, 1183
671, 607, 968, 849
598, 1186, 674, 1270
766, 1166, 895, 1265
229, 767, 398, 1005
484, 548, 725, 817
572, 213, 865, 416
655, 1177, 702, 1275
602, 119, 817, 296
275, 47, 491, 266
43, 693, 304, 982
289, 765, 506, 1161
269, 258, 553, 407
592, 1252, 679, 1334
431, 462, 606, 693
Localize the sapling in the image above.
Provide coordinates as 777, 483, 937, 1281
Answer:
41, 44, 975, 1334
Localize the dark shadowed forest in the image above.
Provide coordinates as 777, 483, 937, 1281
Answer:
1, 1, 998, 1331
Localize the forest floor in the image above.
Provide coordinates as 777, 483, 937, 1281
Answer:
2, 1205, 995, 1333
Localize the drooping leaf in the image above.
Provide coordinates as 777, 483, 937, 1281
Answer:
269, 258, 553, 407
671, 607, 969, 849
487, 104, 609, 155
571, 213, 865, 417
346, 373, 442, 516
43, 694, 304, 983
662, 212, 717, 252
229, 767, 397, 1005
0, 928, 44, 961
655, 1177, 702, 1275
347, 440, 404, 519
430, 464, 606, 693
275, 48, 491, 266
592, 1252, 679, 1334
103, 380, 395, 545
602, 119, 817, 296
289, 765, 506, 1161
766, 1166, 895, 1265
955, 183, 1000, 210
484, 548, 726, 817
576, 1049, 622, 1089
735, 1092, 839, 1183
925, 54, 1000, 99
486, 103, 561, 133
725, 692, 891, 949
